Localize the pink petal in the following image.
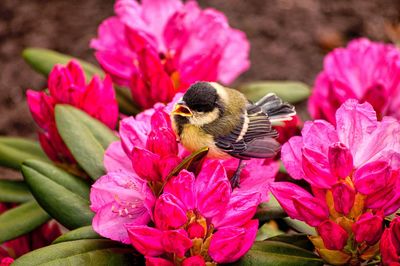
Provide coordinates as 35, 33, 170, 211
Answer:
302, 147, 337, 188
293, 196, 329, 227
182, 255, 206, 266
270, 182, 315, 220
146, 128, 178, 157
104, 141, 133, 173
301, 120, 338, 155
161, 229, 192, 257
353, 161, 391, 195
209, 220, 258, 263
328, 142, 353, 179
158, 155, 181, 181
154, 193, 188, 231
164, 170, 195, 209
317, 220, 348, 250
335, 99, 377, 166
66, 60, 85, 87
145, 257, 174, 266
195, 161, 231, 218
212, 191, 260, 229
119, 116, 151, 154
281, 136, 306, 180
131, 147, 161, 182
126, 225, 164, 256
352, 212, 383, 245
331, 182, 355, 215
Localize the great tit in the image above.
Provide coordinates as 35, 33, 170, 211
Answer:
171, 81, 296, 187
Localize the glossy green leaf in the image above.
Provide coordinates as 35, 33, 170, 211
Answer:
234, 241, 323, 266
255, 194, 287, 221
13, 239, 138, 266
22, 48, 103, 81
0, 180, 33, 202
22, 48, 140, 114
22, 160, 93, 229
0, 137, 49, 169
53, 226, 101, 244
167, 147, 209, 179
55, 104, 106, 180
268, 234, 314, 251
284, 217, 317, 235
66, 106, 118, 149
238, 81, 311, 104
0, 201, 50, 243
256, 221, 283, 241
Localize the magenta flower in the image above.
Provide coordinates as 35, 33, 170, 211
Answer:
309, 38, 400, 124
272, 99, 400, 265
27, 60, 118, 164
91, 0, 250, 109
90, 107, 175, 244
381, 216, 400, 266
126, 161, 260, 264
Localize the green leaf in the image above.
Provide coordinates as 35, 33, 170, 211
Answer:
55, 104, 108, 180
53, 226, 101, 244
65, 106, 118, 149
22, 48, 103, 81
238, 81, 311, 104
268, 234, 314, 251
255, 194, 287, 221
0, 201, 50, 243
22, 160, 93, 229
284, 217, 317, 235
167, 147, 209, 179
233, 241, 323, 266
0, 180, 33, 202
0, 137, 49, 169
13, 239, 139, 266
22, 48, 141, 114
256, 221, 283, 241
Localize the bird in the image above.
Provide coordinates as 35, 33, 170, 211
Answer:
170, 81, 296, 188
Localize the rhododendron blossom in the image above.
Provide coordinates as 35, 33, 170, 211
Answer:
91, 0, 250, 109
27, 60, 118, 164
126, 162, 260, 264
272, 99, 400, 265
309, 38, 400, 124
381, 216, 400, 266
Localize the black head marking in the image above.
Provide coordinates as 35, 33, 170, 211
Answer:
182, 82, 218, 112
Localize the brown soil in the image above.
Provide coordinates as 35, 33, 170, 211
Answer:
0, 0, 399, 176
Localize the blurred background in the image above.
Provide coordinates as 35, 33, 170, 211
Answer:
0, 0, 399, 139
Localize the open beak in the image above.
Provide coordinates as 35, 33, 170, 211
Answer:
171, 101, 193, 117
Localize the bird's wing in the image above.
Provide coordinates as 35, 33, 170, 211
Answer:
215, 103, 280, 159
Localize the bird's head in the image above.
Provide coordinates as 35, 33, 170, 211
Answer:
171, 82, 223, 126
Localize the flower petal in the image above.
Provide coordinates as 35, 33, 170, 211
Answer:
126, 225, 164, 256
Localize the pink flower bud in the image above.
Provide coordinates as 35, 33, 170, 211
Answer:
293, 196, 329, 226
187, 222, 205, 239
146, 128, 178, 158
353, 161, 391, 195
352, 212, 383, 245
162, 229, 192, 257
126, 226, 164, 257
0, 258, 14, 266
317, 220, 348, 250
182, 255, 206, 266
331, 182, 355, 215
145, 257, 174, 266
328, 142, 353, 178
381, 217, 400, 265
154, 194, 187, 231
131, 147, 160, 181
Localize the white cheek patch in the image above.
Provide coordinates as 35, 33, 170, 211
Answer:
189, 108, 220, 126
210, 82, 229, 103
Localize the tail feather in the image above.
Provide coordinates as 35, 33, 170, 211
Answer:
255, 93, 296, 122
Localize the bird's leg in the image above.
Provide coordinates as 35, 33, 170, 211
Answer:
231, 159, 245, 189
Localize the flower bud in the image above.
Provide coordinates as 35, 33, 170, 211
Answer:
317, 220, 348, 250
182, 255, 206, 266
328, 142, 353, 178
381, 217, 400, 265
331, 182, 355, 215
293, 197, 329, 226
352, 212, 383, 245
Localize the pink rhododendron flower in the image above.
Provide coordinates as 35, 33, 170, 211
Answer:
309, 38, 400, 124
381, 216, 400, 266
0, 203, 61, 261
126, 161, 260, 264
27, 60, 118, 164
91, 0, 250, 109
273, 115, 302, 145
272, 99, 400, 265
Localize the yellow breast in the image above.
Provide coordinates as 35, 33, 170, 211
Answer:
180, 124, 230, 159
